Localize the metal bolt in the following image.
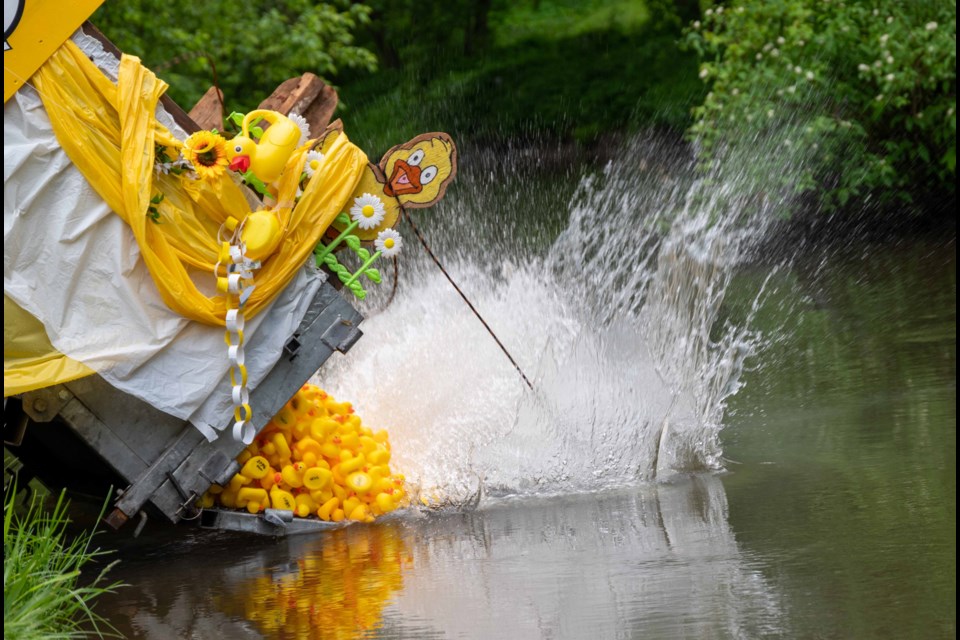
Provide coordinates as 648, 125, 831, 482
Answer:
32, 398, 48, 413
58, 390, 70, 401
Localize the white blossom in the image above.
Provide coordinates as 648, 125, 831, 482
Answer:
926, 21, 938, 31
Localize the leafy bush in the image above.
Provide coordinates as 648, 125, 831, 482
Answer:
4, 487, 121, 640
685, 0, 956, 209
93, 0, 377, 113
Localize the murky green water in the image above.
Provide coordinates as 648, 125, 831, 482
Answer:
92, 237, 955, 639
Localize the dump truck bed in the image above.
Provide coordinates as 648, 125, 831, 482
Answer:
10, 280, 362, 536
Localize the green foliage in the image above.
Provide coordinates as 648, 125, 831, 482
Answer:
339, 0, 705, 152
146, 192, 164, 224
685, 0, 956, 209
93, 0, 377, 114
313, 216, 374, 299
3, 486, 122, 640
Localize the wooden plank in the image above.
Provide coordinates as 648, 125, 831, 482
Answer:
188, 86, 224, 132
256, 73, 338, 134
302, 84, 339, 134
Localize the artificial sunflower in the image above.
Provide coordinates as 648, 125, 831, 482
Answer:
182, 130, 228, 181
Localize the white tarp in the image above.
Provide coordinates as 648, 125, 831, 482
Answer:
3, 30, 323, 441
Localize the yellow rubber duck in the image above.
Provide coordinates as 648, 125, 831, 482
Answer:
226, 110, 302, 183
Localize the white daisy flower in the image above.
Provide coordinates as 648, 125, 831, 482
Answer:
374, 229, 402, 258
303, 150, 325, 178
350, 193, 387, 230
289, 112, 311, 146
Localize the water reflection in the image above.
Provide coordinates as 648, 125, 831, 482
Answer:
101, 475, 783, 639
103, 526, 409, 639
385, 476, 782, 639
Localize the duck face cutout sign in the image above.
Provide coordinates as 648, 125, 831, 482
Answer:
380, 133, 457, 208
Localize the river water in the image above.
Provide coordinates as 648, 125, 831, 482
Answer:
93, 138, 956, 639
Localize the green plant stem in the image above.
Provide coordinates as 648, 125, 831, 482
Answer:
342, 251, 382, 288
314, 219, 360, 265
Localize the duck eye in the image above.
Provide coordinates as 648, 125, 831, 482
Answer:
420, 165, 438, 185
407, 149, 425, 166
234, 144, 243, 153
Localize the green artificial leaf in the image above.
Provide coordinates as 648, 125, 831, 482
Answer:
349, 282, 366, 299
345, 235, 362, 251
323, 253, 339, 267
241, 171, 270, 196
364, 268, 381, 284
335, 212, 351, 226
356, 248, 370, 262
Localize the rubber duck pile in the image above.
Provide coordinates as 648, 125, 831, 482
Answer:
200, 384, 407, 522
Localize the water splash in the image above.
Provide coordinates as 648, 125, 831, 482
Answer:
317, 134, 784, 504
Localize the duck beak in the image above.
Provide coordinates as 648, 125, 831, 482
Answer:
384, 159, 422, 196
229, 155, 251, 172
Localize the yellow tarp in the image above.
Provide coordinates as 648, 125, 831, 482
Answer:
4, 295, 93, 396
6, 39, 366, 395
31, 39, 366, 326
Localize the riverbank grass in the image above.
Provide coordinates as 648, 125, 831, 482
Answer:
3, 485, 121, 640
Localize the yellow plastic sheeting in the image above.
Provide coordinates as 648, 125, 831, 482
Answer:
31, 40, 366, 326
4, 295, 93, 397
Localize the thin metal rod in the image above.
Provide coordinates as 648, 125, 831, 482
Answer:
403, 210, 534, 391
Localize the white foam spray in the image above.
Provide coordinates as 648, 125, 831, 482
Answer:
317, 135, 783, 505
